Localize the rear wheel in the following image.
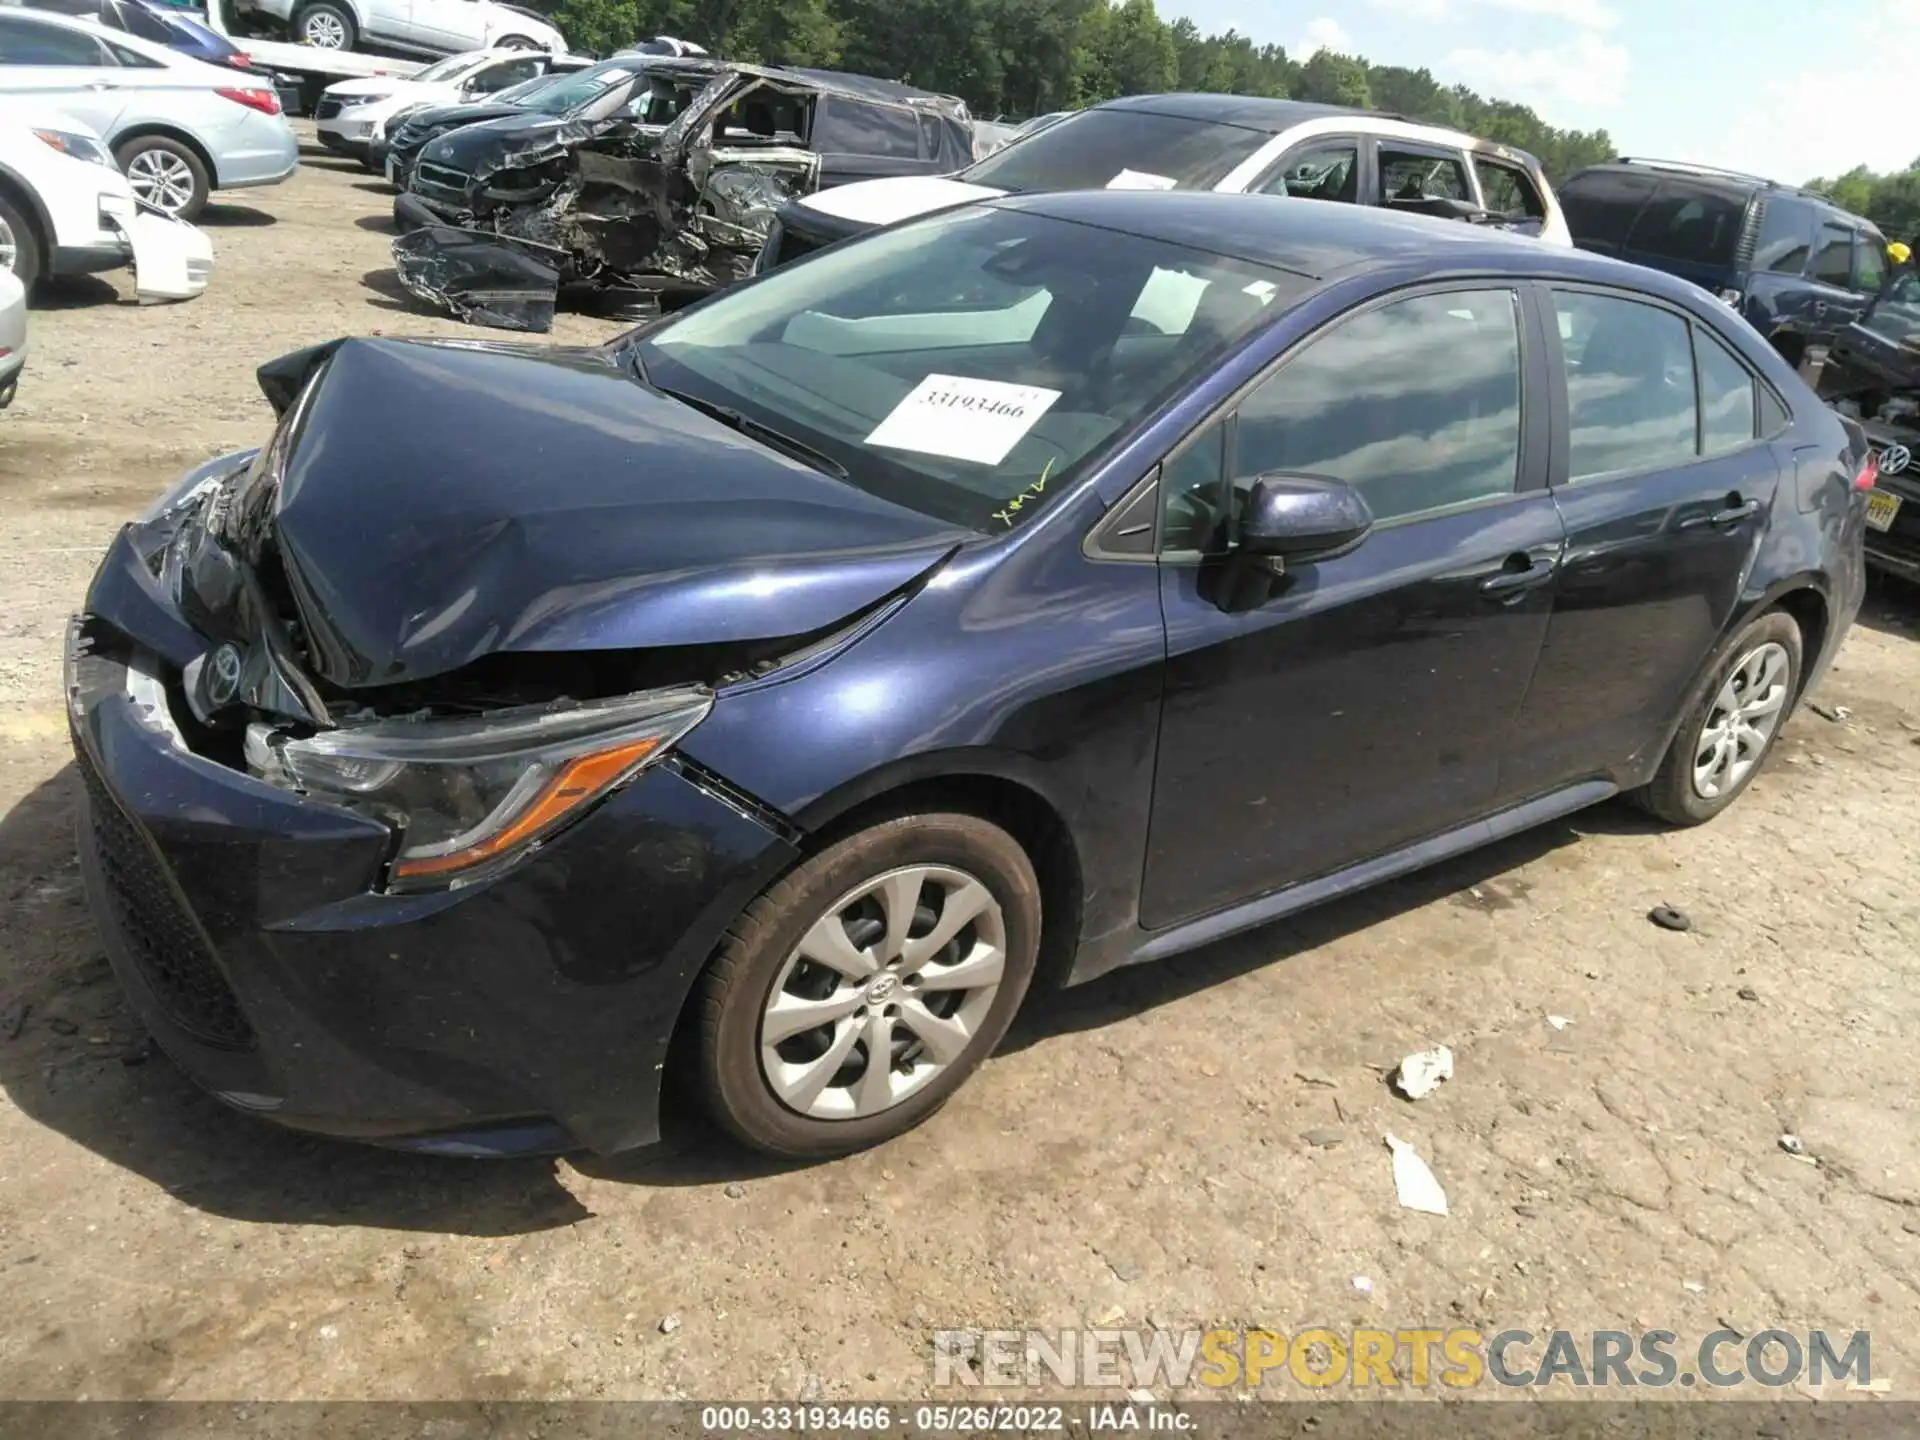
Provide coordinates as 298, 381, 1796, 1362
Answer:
0, 193, 43, 289
695, 811, 1041, 1158
1633, 610, 1802, 825
295, 1, 356, 49
116, 137, 210, 221
495, 33, 539, 48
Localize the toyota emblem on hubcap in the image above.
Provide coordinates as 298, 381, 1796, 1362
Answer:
866, 973, 898, 1003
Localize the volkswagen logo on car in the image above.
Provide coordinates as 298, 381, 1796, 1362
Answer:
1878, 443, 1912, 477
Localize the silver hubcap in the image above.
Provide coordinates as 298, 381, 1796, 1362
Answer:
126, 150, 195, 214
760, 864, 1006, 1120
303, 11, 346, 46
0, 215, 16, 272
1693, 641, 1790, 799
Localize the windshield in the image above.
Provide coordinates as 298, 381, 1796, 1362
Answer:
961, 109, 1271, 194
527, 60, 641, 115
634, 206, 1305, 532
414, 54, 485, 84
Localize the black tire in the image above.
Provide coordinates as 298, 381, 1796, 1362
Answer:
695, 811, 1041, 1158
495, 33, 539, 49
0, 192, 43, 290
1632, 610, 1803, 826
114, 136, 211, 222
294, 0, 356, 49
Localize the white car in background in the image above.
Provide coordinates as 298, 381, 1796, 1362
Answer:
245, 0, 563, 57
0, 265, 23, 406
314, 46, 587, 159
762, 95, 1574, 273
0, 95, 210, 297
0, 8, 297, 219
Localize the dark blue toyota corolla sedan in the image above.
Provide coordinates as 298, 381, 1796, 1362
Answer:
69, 193, 1871, 1159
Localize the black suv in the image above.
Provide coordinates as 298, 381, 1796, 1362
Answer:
1559, 158, 1888, 371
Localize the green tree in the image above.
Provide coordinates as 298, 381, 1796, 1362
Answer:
1295, 48, 1371, 108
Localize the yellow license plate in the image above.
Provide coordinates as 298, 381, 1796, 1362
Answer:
1867, 489, 1902, 532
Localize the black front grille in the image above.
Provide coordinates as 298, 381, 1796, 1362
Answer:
314, 98, 342, 121
78, 751, 255, 1051
413, 163, 471, 203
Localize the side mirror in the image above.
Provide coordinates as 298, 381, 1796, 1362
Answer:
1238, 473, 1373, 563
1208, 474, 1371, 613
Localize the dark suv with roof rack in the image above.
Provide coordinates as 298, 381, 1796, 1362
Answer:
1558, 158, 1889, 372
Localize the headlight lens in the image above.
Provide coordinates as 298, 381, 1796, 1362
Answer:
35, 128, 114, 168
267, 686, 713, 891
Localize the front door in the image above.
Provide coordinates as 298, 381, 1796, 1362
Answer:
1501, 284, 1785, 798
1142, 284, 1565, 929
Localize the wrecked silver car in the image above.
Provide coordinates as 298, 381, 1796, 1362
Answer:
391, 61, 973, 332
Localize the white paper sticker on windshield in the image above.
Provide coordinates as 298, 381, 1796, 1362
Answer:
866, 375, 1061, 466
1106, 168, 1177, 191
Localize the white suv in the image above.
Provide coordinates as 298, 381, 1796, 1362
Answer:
0, 95, 210, 298
763, 94, 1573, 272
246, 0, 564, 57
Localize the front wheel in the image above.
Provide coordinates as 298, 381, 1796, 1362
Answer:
1633, 610, 1802, 825
694, 811, 1041, 1158
295, 1, 356, 49
495, 33, 539, 49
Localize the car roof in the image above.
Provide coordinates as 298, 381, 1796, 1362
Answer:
988, 189, 1714, 295
1564, 160, 1885, 235
1091, 92, 1407, 134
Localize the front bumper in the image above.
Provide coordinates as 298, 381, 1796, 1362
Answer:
67, 538, 799, 1153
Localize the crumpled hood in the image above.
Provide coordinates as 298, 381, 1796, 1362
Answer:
419, 112, 572, 174
240, 337, 965, 691
395, 98, 531, 137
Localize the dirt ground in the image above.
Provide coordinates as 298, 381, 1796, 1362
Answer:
0, 130, 1918, 1404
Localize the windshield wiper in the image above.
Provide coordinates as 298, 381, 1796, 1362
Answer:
650, 382, 850, 479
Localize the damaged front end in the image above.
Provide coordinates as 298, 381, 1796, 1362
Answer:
86, 334, 962, 890
393, 64, 825, 331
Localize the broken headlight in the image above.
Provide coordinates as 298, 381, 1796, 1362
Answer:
260, 686, 712, 892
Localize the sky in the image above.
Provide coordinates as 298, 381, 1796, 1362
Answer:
1158, 0, 1914, 185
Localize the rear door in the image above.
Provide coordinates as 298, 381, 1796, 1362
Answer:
1501, 285, 1786, 799
0, 13, 131, 133
1804, 221, 1867, 351
1741, 194, 1820, 345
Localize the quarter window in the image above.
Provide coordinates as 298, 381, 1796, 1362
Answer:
1159, 419, 1227, 552
1476, 158, 1546, 219
1233, 288, 1523, 524
1695, 326, 1757, 453
1554, 290, 1696, 481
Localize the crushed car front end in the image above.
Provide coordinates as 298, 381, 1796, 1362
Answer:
66, 335, 965, 1154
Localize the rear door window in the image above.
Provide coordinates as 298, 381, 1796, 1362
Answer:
1694, 325, 1758, 453
1753, 196, 1816, 275
1623, 183, 1748, 266
1560, 169, 1655, 251
1553, 289, 1698, 480
1810, 224, 1855, 286
1476, 156, 1547, 219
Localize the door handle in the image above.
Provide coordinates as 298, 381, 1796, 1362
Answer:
86, 80, 119, 90
1678, 498, 1761, 530
1478, 553, 1558, 598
